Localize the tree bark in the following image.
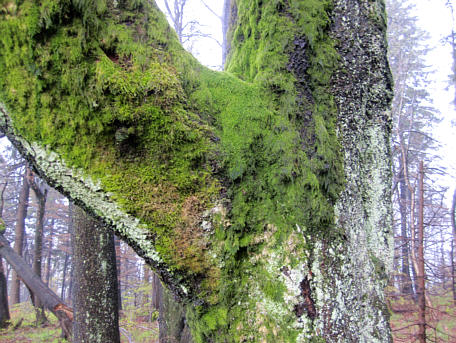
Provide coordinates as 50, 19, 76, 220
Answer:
60, 252, 69, 301
152, 272, 161, 311
0, 182, 10, 328
114, 235, 122, 311
417, 161, 426, 343
159, 284, 193, 343
44, 218, 54, 286
11, 167, 31, 305
0, 255, 9, 328
451, 189, 456, 304
30, 175, 48, 325
0, 234, 72, 337
398, 160, 414, 295
72, 206, 120, 343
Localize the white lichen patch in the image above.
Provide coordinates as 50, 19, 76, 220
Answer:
0, 104, 163, 264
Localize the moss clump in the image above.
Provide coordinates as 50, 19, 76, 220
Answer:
0, 0, 219, 287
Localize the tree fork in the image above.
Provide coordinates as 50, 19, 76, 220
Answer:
0, 0, 394, 341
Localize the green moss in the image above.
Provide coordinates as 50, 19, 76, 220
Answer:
0, 0, 218, 282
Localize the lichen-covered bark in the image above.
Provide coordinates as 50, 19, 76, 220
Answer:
0, 0, 393, 341
72, 206, 120, 343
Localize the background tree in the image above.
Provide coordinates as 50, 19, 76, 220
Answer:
387, 0, 444, 297
72, 206, 120, 343
29, 174, 48, 325
10, 167, 31, 305
0, 171, 10, 328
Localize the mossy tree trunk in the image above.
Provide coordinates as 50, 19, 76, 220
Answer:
72, 206, 120, 343
0, 0, 393, 341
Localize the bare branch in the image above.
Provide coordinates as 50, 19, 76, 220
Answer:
200, 0, 222, 20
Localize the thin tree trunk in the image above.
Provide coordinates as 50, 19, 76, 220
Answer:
61, 252, 69, 301
45, 218, 54, 286
0, 182, 10, 328
0, 234, 72, 337
400, 146, 431, 307
72, 206, 120, 343
152, 272, 161, 311
451, 189, 456, 304
0, 255, 9, 328
417, 161, 426, 343
11, 167, 31, 304
30, 177, 48, 325
159, 284, 193, 343
143, 263, 150, 308
61, 203, 73, 302
398, 161, 413, 295
115, 235, 122, 311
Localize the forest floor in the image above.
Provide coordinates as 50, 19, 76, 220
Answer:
388, 287, 456, 342
1, 292, 456, 342
0, 302, 159, 343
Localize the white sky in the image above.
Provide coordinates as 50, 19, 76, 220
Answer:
413, 1, 456, 202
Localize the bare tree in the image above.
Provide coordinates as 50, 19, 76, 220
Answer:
0, 180, 10, 328
10, 167, 31, 304
29, 174, 48, 325
452, 189, 456, 304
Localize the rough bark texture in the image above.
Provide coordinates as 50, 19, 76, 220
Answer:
30, 177, 48, 325
0, 0, 393, 341
0, 234, 73, 337
159, 285, 193, 343
11, 167, 31, 304
0, 184, 10, 328
398, 162, 413, 295
72, 206, 120, 343
0, 255, 9, 328
451, 189, 456, 304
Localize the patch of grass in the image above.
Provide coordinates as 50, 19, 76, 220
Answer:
388, 287, 456, 342
0, 300, 160, 343
0, 302, 64, 343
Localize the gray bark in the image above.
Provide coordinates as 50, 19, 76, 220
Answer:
0, 256, 9, 328
72, 206, 120, 343
45, 218, 54, 286
30, 175, 48, 325
451, 189, 456, 303
11, 167, 31, 304
159, 285, 193, 343
0, 182, 9, 328
398, 161, 414, 295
